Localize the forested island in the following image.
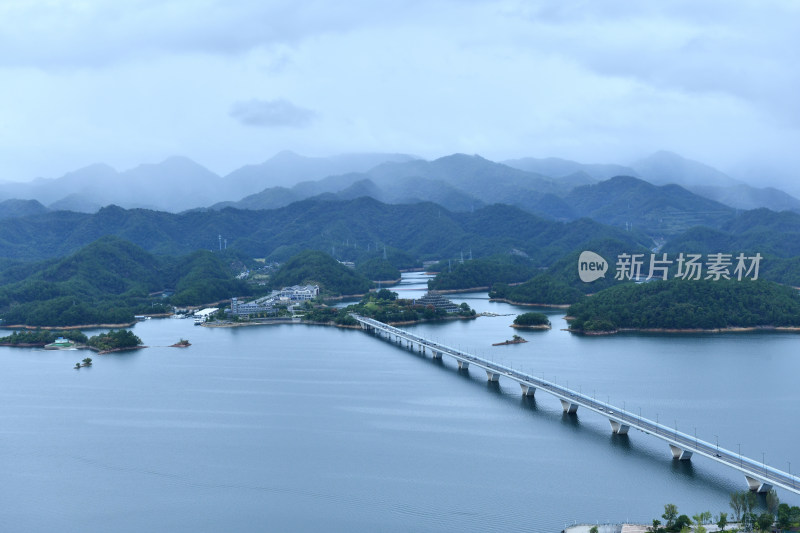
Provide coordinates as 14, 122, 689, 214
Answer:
298, 289, 476, 326
567, 279, 800, 333
512, 312, 551, 329
0, 328, 143, 353
85, 329, 144, 352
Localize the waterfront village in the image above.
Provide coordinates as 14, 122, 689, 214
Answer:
189, 284, 462, 324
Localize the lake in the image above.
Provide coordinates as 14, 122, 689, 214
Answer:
2, 273, 798, 532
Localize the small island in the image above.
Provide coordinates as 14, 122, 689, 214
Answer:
85, 329, 144, 353
1, 328, 146, 356
511, 312, 552, 329
492, 334, 527, 346
170, 338, 191, 347
74, 357, 92, 369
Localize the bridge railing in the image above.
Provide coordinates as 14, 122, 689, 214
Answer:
352, 314, 799, 491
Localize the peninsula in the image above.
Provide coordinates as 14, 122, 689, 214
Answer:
567, 279, 800, 334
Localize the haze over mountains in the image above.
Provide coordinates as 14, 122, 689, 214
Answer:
1, 150, 798, 227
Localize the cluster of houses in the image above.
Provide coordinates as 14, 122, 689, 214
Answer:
229, 285, 320, 317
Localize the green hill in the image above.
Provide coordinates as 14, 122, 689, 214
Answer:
567, 279, 800, 332
428, 254, 540, 290
0, 197, 651, 271
0, 236, 248, 326
565, 176, 734, 235
662, 209, 800, 286
268, 250, 373, 296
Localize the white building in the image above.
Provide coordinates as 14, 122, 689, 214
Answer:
280, 285, 320, 300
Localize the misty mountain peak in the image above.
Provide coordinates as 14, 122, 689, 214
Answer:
633, 151, 739, 188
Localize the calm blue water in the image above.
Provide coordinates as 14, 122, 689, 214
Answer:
2, 273, 798, 532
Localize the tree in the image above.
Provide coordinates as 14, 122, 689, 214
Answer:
730, 492, 744, 522
716, 511, 728, 531
789, 505, 800, 526
673, 515, 692, 532
766, 488, 780, 515
777, 504, 791, 529
662, 504, 678, 530
374, 288, 398, 301
756, 512, 773, 532
649, 518, 661, 532
589, 527, 598, 533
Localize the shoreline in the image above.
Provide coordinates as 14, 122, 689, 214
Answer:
205, 314, 476, 329
510, 324, 551, 330
90, 345, 148, 355
430, 286, 490, 294
488, 298, 571, 308
0, 342, 147, 353
570, 325, 800, 335
0, 322, 137, 330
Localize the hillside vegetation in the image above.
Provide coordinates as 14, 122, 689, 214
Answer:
268, 250, 373, 296
0, 197, 647, 265
0, 236, 248, 326
427, 255, 540, 290
567, 279, 800, 332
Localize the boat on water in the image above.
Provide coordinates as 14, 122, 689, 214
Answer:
194, 317, 204, 325
44, 337, 76, 350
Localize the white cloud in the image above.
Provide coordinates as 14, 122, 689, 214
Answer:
0, 0, 799, 190
229, 99, 317, 128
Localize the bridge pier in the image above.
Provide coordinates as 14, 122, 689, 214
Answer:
745, 475, 773, 493
457, 360, 469, 370
431, 350, 442, 360
669, 444, 693, 461
485, 370, 500, 382
560, 399, 579, 414
609, 420, 630, 435
519, 383, 536, 396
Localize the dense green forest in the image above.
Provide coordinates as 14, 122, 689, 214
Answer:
427, 254, 540, 290
567, 279, 800, 332
0, 236, 249, 326
428, 239, 650, 299
489, 275, 586, 305
661, 208, 800, 286
0, 198, 646, 266
4, 195, 800, 327
513, 312, 551, 327
268, 250, 374, 296
86, 329, 143, 351
565, 176, 734, 235
0, 329, 87, 345
354, 257, 401, 282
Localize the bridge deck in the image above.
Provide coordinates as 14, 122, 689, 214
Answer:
352, 314, 800, 496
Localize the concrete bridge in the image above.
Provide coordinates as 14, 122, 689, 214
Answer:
352, 314, 800, 496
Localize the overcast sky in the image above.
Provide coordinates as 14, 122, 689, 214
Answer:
1, 0, 798, 188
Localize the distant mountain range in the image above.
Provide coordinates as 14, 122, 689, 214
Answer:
2, 150, 799, 231
0, 197, 645, 266
0, 152, 417, 214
